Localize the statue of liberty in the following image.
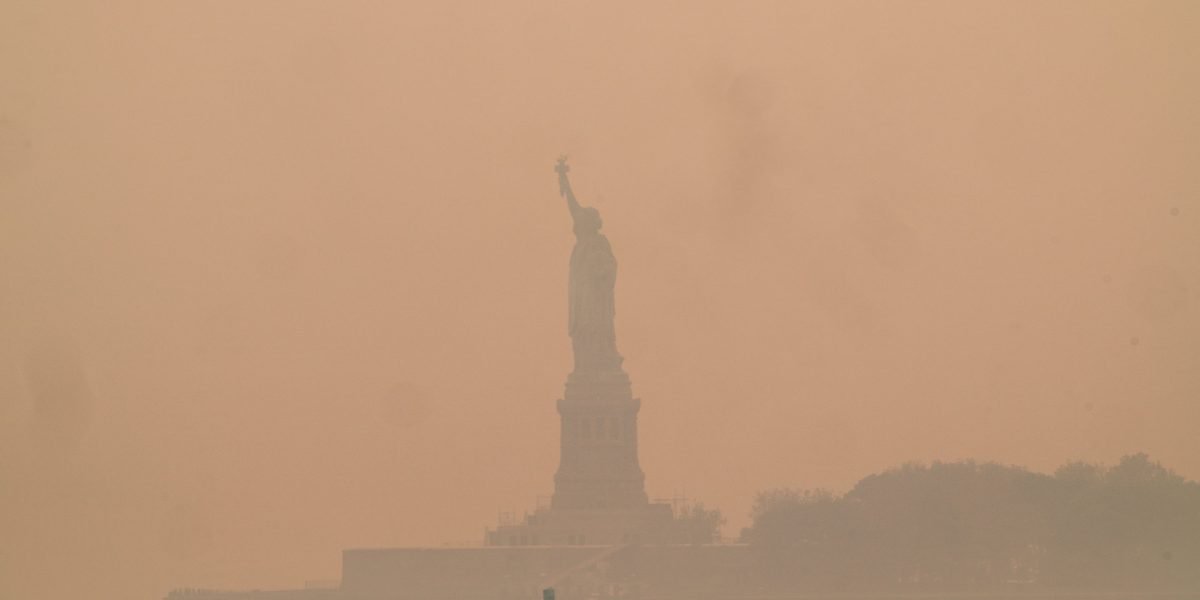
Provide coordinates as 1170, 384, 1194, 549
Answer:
555, 157, 623, 374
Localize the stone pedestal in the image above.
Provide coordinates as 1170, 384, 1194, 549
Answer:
553, 369, 648, 510
484, 368, 672, 547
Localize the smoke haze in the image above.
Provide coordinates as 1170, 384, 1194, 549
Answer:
1, 2, 1198, 598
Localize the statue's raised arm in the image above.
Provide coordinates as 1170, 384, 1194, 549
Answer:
556, 156, 583, 220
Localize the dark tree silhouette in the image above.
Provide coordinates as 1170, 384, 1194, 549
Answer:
744, 455, 1200, 591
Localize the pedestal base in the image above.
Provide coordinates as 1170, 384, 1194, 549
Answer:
552, 368, 648, 510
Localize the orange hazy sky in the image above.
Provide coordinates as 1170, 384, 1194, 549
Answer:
2, 2, 1198, 599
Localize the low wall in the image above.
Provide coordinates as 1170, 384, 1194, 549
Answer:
340, 544, 752, 600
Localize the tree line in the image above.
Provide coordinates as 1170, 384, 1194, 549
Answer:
742, 454, 1200, 591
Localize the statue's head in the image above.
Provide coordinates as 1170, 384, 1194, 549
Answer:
574, 207, 602, 235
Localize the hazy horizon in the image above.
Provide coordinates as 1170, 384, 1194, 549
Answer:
2, 2, 1198, 599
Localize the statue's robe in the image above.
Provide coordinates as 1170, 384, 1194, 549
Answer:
568, 232, 621, 372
